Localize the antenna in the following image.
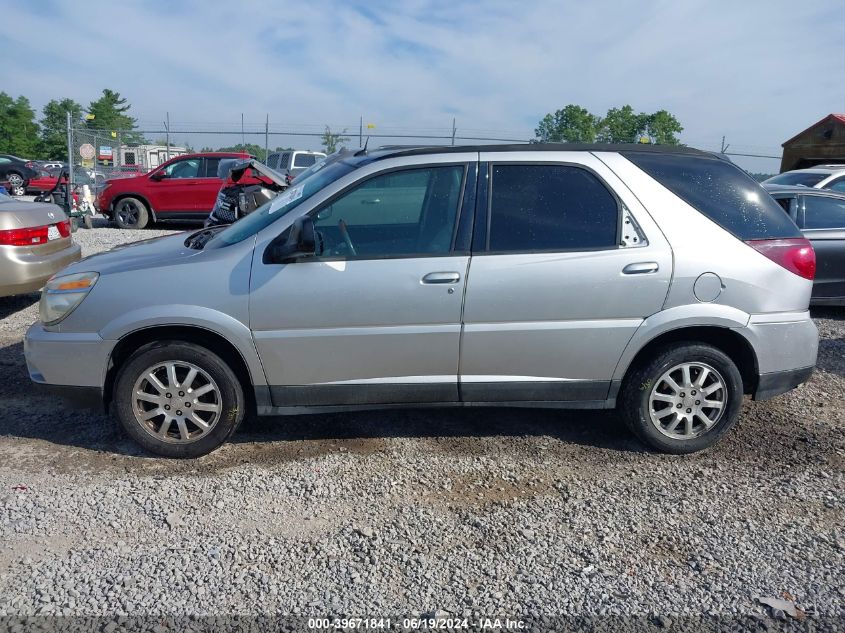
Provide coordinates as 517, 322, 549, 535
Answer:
354, 136, 370, 156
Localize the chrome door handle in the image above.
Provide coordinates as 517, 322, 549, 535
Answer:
622, 262, 659, 275
422, 271, 460, 284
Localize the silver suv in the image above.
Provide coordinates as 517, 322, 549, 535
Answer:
764, 165, 845, 192
25, 144, 819, 458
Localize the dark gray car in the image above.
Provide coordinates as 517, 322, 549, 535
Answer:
764, 184, 845, 305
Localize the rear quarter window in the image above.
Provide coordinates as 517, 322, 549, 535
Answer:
623, 152, 801, 240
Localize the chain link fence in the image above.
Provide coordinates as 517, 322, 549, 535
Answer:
65, 117, 784, 187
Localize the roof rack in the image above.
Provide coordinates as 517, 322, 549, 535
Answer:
375, 143, 712, 159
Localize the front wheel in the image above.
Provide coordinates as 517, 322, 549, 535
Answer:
114, 197, 149, 229
113, 342, 245, 458
618, 343, 743, 454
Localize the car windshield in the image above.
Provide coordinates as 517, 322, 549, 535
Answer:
207, 159, 358, 248
764, 172, 826, 187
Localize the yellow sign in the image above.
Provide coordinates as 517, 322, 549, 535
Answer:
366, 123, 376, 129
111, 131, 117, 138
85, 114, 95, 121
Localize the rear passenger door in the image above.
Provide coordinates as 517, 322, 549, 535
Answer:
800, 194, 845, 301
460, 152, 672, 404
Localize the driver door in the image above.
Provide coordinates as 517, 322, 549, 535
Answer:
148, 156, 204, 214
249, 161, 473, 407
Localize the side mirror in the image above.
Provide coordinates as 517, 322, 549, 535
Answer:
264, 216, 317, 264
149, 171, 167, 181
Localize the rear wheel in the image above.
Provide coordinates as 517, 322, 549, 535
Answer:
113, 342, 244, 458
618, 343, 743, 454
7, 172, 25, 196
114, 197, 149, 229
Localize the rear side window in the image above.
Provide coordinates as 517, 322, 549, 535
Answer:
764, 172, 827, 187
488, 164, 618, 252
294, 153, 318, 168
803, 195, 845, 229
624, 152, 801, 240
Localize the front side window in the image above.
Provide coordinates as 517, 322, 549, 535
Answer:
488, 164, 618, 252
313, 165, 464, 258
162, 158, 200, 179
802, 195, 845, 229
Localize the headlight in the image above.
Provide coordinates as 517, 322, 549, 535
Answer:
39, 272, 99, 325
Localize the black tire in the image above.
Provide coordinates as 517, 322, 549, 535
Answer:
618, 343, 743, 454
6, 171, 25, 196
82, 214, 93, 229
113, 196, 149, 229
113, 341, 245, 458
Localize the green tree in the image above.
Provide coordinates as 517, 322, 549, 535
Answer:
535, 104, 683, 145
0, 93, 40, 158
534, 105, 600, 143
215, 143, 267, 157
597, 105, 648, 143
321, 126, 350, 153
86, 89, 144, 142
644, 110, 683, 145
40, 98, 83, 159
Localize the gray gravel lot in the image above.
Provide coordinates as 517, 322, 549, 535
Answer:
0, 222, 843, 626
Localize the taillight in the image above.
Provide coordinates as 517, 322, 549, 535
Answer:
745, 238, 816, 280
0, 225, 49, 246
0, 220, 70, 246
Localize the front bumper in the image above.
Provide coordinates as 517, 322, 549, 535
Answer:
25, 325, 115, 405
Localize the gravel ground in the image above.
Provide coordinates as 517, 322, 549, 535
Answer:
0, 222, 843, 628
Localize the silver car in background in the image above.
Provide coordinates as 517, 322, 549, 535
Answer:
25, 144, 818, 458
0, 192, 81, 297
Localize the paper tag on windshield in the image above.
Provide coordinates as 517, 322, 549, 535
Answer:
268, 185, 303, 214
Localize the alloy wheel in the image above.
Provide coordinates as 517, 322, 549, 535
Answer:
116, 200, 139, 226
648, 362, 727, 439
132, 361, 222, 444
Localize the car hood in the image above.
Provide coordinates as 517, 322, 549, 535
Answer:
59, 231, 201, 277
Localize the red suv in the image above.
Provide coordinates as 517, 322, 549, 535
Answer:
97, 152, 251, 229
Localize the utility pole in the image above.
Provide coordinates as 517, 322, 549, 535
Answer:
264, 113, 269, 162
65, 110, 73, 214
164, 112, 171, 161
359, 116, 363, 148
720, 135, 730, 154
241, 113, 245, 148
451, 118, 456, 146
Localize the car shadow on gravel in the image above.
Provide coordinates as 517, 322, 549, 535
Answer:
0, 293, 39, 320
233, 407, 642, 456
0, 337, 642, 463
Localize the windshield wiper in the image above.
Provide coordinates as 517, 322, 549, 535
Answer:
184, 226, 227, 250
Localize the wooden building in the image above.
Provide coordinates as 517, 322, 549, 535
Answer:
780, 114, 845, 172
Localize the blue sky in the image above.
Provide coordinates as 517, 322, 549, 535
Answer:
2, 0, 844, 172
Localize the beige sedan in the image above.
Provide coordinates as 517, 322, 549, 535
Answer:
0, 192, 81, 297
